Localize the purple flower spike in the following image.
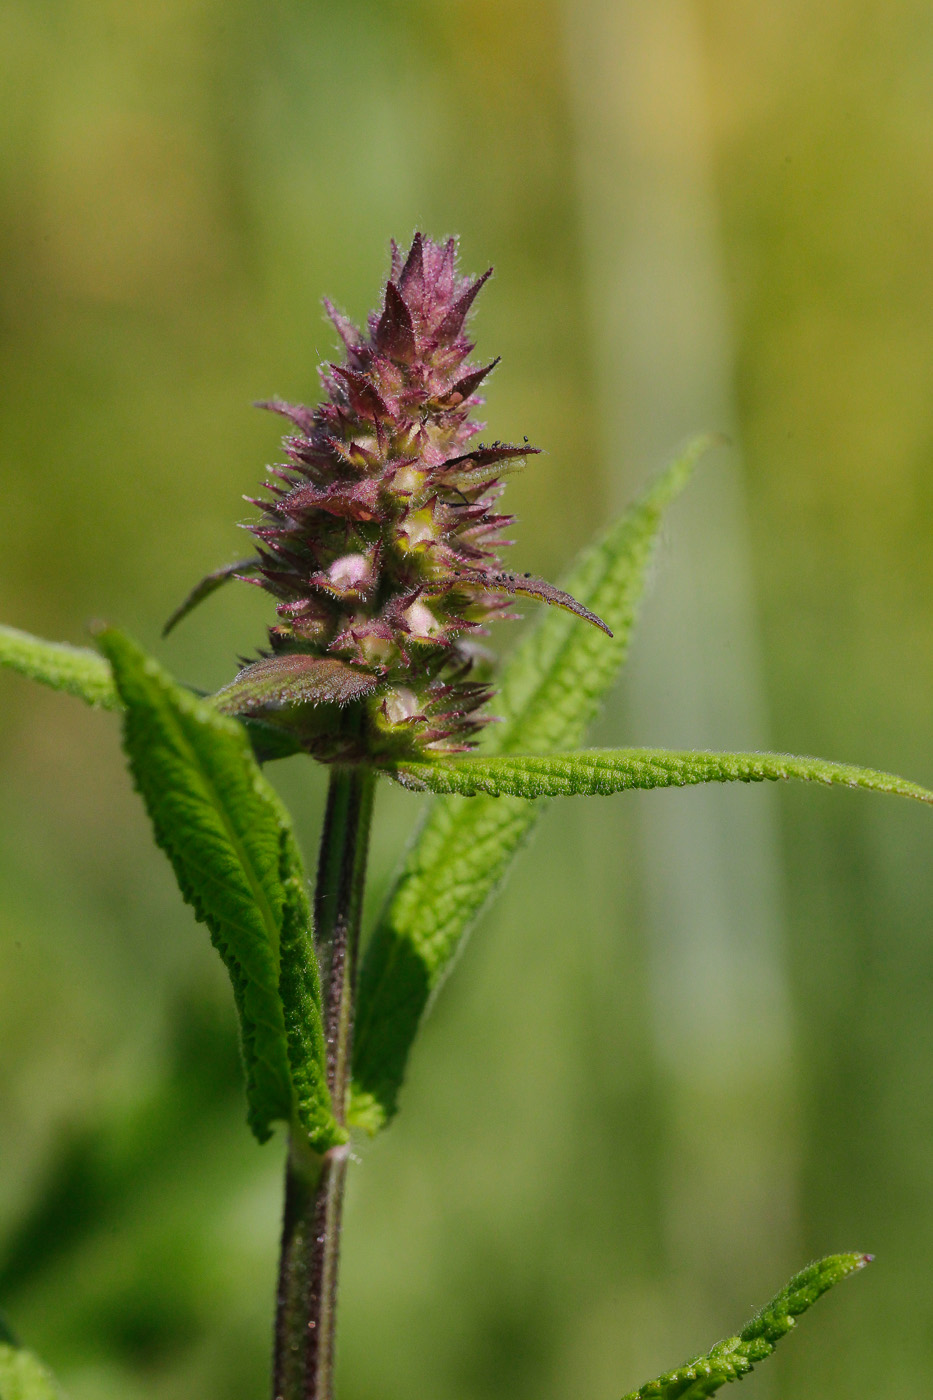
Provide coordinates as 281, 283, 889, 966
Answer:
193, 235, 610, 762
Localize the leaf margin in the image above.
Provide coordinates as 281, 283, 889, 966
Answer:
96, 626, 341, 1153
0, 622, 118, 709
386, 747, 933, 806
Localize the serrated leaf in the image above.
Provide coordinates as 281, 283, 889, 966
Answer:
0, 623, 118, 709
0, 1341, 64, 1400
621, 1252, 870, 1400
96, 628, 341, 1152
350, 436, 712, 1133
391, 748, 933, 804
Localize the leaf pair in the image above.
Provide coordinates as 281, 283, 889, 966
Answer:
6, 436, 928, 1148
0, 438, 717, 1144
349, 435, 932, 1131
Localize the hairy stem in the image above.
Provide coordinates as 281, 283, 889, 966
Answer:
273, 764, 375, 1400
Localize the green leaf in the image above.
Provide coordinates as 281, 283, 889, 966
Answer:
0, 1340, 64, 1400
0, 620, 305, 764
391, 747, 933, 804
96, 628, 342, 1152
0, 623, 118, 709
620, 1252, 870, 1399
350, 436, 711, 1133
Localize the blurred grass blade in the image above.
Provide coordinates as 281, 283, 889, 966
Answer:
96, 628, 342, 1152
351, 436, 712, 1133
391, 748, 933, 804
0, 1339, 64, 1399
0, 623, 118, 709
621, 1253, 870, 1399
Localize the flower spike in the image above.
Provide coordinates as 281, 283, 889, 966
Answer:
179, 235, 610, 761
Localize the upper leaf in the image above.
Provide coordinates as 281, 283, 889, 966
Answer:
96, 628, 341, 1152
0, 1340, 64, 1400
350, 437, 711, 1132
0, 623, 118, 709
620, 1252, 870, 1400
390, 747, 933, 804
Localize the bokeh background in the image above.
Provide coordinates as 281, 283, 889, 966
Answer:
1, 3, 932, 1397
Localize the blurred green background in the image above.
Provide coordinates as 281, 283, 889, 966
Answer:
1, 2, 932, 1397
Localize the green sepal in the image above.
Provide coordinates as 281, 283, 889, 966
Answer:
96, 627, 342, 1152
350, 436, 711, 1133
621, 1253, 870, 1400
389, 747, 933, 804
0, 1339, 64, 1400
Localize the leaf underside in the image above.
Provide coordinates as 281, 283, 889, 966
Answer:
621, 1253, 870, 1400
390, 748, 933, 805
96, 628, 340, 1152
0, 1340, 64, 1400
350, 435, 715, 1133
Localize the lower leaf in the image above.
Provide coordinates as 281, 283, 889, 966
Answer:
621, 1253, 870, 1400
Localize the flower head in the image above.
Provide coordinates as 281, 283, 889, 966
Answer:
176, 234, 609, 761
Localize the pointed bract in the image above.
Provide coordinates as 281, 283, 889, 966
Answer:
375, 281, 417, 363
